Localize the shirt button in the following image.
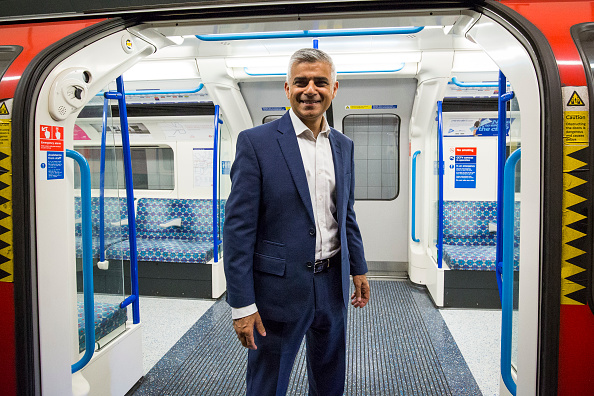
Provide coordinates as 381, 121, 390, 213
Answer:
309, 228, 315, 236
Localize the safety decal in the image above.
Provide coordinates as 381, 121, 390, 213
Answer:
0, 101, 13, 282
345, 105, 397, 110
563, 86, 589, 146
561, 144, 589, 305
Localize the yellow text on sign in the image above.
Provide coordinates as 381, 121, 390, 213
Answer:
564, 111, 589, 145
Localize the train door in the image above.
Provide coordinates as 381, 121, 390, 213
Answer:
407, 10, 547, 395
31, 26, 168, 395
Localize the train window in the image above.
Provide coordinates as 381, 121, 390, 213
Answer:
73, 145, 174, 190
0, 46, 22, 80
262, 115, 283, 124
342, 114, 399, 200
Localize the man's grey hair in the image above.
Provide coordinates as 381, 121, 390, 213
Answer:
286, 48, 337, 83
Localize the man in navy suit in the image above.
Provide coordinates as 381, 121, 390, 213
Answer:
224, 48, 370, 396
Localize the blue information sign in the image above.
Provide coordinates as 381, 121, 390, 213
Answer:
47, 152, 64, 180
454, 147, 476, 188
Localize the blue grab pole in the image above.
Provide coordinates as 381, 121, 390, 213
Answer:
411, 150, 421, 243
437, 101, 444, 269
106, 76, 140, 324
99, 97, 108, 262
501, 148, 521, 396
496, 71, 515, 299
68, 149, 95, 373
213, 106, 223, 263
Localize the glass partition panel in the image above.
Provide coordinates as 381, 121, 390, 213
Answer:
73, 83, 128, 355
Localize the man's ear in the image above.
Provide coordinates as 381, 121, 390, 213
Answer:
332, 81, 339, 99
284, 81, 290, 99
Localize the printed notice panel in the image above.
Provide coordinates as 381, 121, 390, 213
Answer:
455, 147, 476, 188
562, 86, 589, 146
40, 125, 64, 151
46, 152, 64, 180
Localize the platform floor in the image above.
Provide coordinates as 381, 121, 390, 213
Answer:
130, 280, 485, 395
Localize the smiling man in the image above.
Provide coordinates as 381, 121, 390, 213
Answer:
224, 48, 370, 396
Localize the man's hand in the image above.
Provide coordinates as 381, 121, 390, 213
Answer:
233, 311, 266, 350
351, 274, 370, 308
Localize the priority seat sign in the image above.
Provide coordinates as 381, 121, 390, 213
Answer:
454, 147, 477, 188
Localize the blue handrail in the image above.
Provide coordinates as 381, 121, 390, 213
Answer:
437, 101, 444, 269
501, 148, 521, 396
97, 84, 204, 97
496, 71, 515, 299
99, 97, 108, 264
411, 150, 421, 243
68, 149, 95, 373
196, 27, 424, 41
244, 64, 405, 76
451, 77, 499, 88
213, 105, 223, 263
105, 76, 140, 324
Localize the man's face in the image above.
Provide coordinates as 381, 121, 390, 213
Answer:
284, 61, 338, 126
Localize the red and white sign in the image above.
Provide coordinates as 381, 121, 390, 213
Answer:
40, 125, 64, 151
455, 147, 477, 155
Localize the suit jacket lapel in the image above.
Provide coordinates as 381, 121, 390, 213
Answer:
329, 129, 345, 223
276, 113, 315, 224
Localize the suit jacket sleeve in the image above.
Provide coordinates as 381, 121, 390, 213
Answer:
345, 139, 368, 276
223, 131, 261, 309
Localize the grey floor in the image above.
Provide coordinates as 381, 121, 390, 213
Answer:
130, 280, 501, 395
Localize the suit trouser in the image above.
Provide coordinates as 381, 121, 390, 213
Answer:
246, 257, 347, 396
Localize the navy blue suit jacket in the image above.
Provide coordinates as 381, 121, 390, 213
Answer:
223, 112, 367, 322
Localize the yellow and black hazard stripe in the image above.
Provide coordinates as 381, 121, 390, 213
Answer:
562, 145, 589, 304
0, 117, 12, 283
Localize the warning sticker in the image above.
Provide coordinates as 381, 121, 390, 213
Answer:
563, 86, 589, 146
40, 125, 64, 151
0, 103, 9, 116
345, 105, 398, 110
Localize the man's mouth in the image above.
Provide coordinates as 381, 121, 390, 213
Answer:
300, 99, 321, 105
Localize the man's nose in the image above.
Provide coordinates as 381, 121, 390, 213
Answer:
304, 81, 317, 94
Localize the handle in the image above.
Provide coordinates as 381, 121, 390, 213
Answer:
411, 150, 421, 242
451, 77, 498, 87
196, 27, 424, 41
213, 105, 223, 263
68, 149, 95, 373
437, 101, 444, 269
105, 76, 140, 324
501, 148, 521, 396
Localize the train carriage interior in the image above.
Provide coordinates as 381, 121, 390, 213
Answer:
33, 7, 543, 396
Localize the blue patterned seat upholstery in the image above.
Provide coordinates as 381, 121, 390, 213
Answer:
74, 197, 129, 258
105, 198, 225, 264
77, 300, 127, 353
442, 201, 520, 271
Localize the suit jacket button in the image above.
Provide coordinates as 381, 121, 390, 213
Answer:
306, 262, 313, 268
309, 228, 315, 236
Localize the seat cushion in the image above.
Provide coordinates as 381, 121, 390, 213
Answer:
106, 237, 215, 263
78, 300, 127, 353
443, 244, 519, 271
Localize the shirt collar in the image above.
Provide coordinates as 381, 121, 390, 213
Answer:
289, 108, 331, 138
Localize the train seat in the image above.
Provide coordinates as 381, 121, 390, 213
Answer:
105, 198, 224, 264
77, 300, 127, 353
74, 197, 129, 258
442, 201, 520, 271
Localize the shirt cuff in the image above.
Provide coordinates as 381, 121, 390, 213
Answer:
232, 304, 258, 320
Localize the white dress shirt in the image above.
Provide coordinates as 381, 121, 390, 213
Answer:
232, 110, 340, 319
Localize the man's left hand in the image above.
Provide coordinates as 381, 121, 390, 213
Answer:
351, 274, 370, 308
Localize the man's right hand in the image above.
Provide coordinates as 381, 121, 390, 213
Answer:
233, 311, 266, 350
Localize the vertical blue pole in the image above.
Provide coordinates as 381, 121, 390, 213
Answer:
437, 101, 444, 269
99, 97, 108, 262
496, 71, 515, 299
115, 76, 140, 325
213, 106, 223, 263
313, 39, 319, 49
